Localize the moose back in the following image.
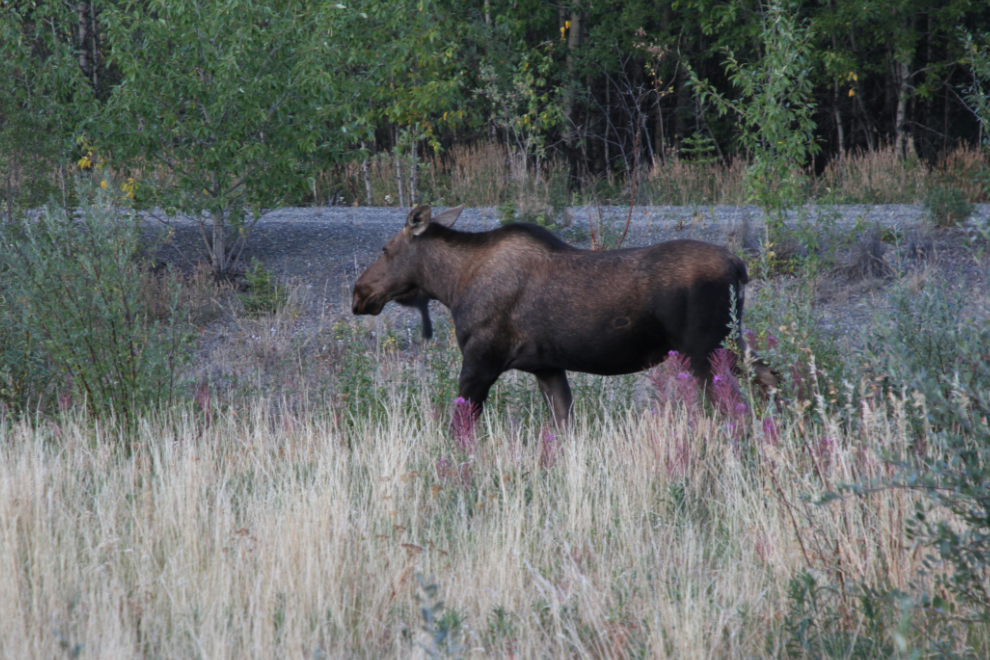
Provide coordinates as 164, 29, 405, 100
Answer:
352, 205, 774, 423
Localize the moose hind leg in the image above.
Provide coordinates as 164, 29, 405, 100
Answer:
535, 369, 572, 426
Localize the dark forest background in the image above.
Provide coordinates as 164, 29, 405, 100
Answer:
3, 0, 990, 225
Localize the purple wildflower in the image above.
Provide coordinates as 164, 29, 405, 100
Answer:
451, 396, 478, 453
709, 349, 747, 441
540, 429, 561, 470
762, 416, 779, 445
648, 351, 702, 424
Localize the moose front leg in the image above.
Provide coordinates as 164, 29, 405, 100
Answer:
456, 361, 501, 416
535, 369, 572, 426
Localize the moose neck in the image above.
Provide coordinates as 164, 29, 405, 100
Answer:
412, 227, 479, 308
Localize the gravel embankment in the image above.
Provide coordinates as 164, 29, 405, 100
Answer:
153, 203, 990, 282
147, 203, 989, 342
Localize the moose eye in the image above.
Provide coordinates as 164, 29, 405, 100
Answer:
382, 247, 389, 257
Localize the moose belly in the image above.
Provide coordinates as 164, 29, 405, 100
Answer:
508, 320, 672, 376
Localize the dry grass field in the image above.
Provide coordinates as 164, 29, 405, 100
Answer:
1, 310, 979, 658
3, 172, 989, 657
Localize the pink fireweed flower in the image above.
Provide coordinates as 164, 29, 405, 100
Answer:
540, 429, 561, 470
762, 416, 779, 445
709, 349, 747, 442
648, 351, 702, 425
709, 350, 743, 414
451, 396, 478, 453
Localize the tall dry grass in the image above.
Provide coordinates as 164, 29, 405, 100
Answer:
932, 142, 989, 202
814, 143, 930, 204
642, 157, 749, 206
316, 141, 987, 209
436, 142, 512, 207
0, 375, 943, 658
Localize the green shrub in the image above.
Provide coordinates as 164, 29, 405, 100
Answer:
0, 83, 62, 220
743, 281, 850, 411
853, 276, 990, 647
775, 571, 896, 659
0, 189, 191, 425
240, 258, 289, 316
0, 288, 53, 412
923, 186, 975, 228
860, 278, 990, 418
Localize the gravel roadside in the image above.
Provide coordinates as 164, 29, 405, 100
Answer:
147, 203, 990, 344
152, 203, 990, 281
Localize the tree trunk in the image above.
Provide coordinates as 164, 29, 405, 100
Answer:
362, 158, 373, 205
604, 81, 611, 181
894, 58, 912, 159
673, 73, 687, 154
408, 141, 418, 206
5, 170, 13, 224
212, 208, 225, 275
394, 128, 405, 207
654, 95, 665, 167
360, 140, 373, 205
834, 82, 845, 163
77, 3, 90, 78
561, 3, 583, 153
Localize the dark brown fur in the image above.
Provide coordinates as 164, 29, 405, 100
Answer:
353, 205, 776, 423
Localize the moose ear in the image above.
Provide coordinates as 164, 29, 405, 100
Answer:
431, 204, 465, 228
406, 205, 432, 236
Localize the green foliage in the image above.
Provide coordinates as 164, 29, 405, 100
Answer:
414, 574, 466, 659
744, 281, 849, 411
497, 199, 518, 225
854, 276, 990, 641
776, 571, 896, 659
909, 425, 990, 627
0, 90, 62, 218
923, 187, 975, 228
0, 187, 191, 425
100, 0, 339, 274
0, 285, 53, 413
0, 0, 99, 214
240, 259, 289, 317
861, 279, 990, 420
688, 1, 820, 259
477, 47, 563, 172
962, 32, 990, 201
679, 134, 720, 163
497, 198, 559, 228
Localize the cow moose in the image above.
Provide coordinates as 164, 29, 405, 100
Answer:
352, 204, 776, 424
